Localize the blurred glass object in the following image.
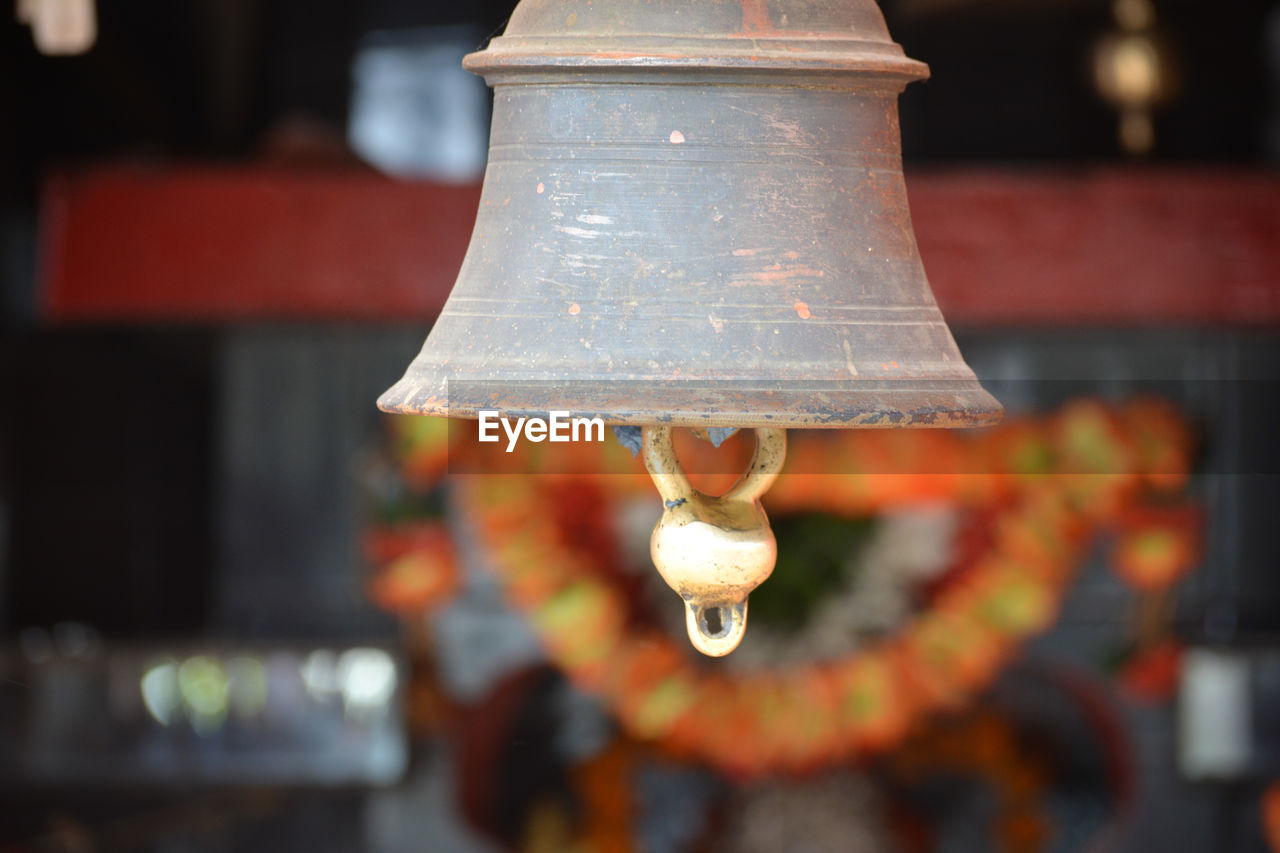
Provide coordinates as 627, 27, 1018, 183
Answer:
53, 620, 101, 660
0, 643, 407, 786
179, 654, 231, 733
302, 648, 342, 702
16, 0, 96, 56
1180, 648, 1251, 779
349, 27, 490, 182
140, 657, 180, 726
228, 654, 269, 719
1188, 649, 1280, 782
338, 648, 397, 720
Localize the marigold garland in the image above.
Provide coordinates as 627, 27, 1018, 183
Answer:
379, 397, 1198, 778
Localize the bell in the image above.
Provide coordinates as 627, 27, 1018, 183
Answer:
380, 0, 1002, 655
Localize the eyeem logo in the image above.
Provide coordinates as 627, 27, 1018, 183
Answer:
478, 410, 605, 453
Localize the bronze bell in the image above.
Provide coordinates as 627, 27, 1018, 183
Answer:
380, 0, 1002, 655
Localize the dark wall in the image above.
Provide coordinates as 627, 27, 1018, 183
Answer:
1, 0, 1275, 201
889, 0, 1275, 162
1, 331, 215, 636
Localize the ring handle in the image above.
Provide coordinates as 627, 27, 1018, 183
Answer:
684, 600, 748, 658
724, 428, 786, 504
641, 426, 787, 657
642, 426, 787, 506
641, 425, 694, 506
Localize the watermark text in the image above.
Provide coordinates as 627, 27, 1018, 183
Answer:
478, 410, 605, 452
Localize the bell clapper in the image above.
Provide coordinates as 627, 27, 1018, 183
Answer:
641, 426, 786, 657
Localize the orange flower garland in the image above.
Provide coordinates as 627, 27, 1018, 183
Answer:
378, 397, 1198, 777
1264, 780, 1280, 853
438, 398, 1200, 777
364, 522, 460, 615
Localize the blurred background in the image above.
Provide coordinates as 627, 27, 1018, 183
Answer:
1, 0, 1279, 851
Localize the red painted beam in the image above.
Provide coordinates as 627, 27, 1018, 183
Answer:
39, 166, 1280, 326
40, 167, 481, 323
909, 169, 1280, 327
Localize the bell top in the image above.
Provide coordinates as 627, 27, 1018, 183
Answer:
466, 0, 928, 83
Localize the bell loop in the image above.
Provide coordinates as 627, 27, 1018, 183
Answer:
643, 426, 785, 656
684, 600, 749, 658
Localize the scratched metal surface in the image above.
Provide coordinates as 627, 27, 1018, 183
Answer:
379, 0, 1002, 428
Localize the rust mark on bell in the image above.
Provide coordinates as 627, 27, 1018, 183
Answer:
741, 0, 774, 33
378, 0, 1001, 433
842, 339, 859, 376
731, 264, 825, 285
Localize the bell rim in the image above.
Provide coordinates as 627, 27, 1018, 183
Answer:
377, 379, 1004, 430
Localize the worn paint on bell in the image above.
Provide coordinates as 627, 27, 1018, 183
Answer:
731, 264, 825, 285
842, 339, 859, 376
377, 0, 1002, 432
740, 0, 773, 33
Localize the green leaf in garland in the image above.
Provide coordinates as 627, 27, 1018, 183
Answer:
749, 514, 876, 632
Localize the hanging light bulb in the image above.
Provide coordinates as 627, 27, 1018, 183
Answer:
1092, 0, 1180, 157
